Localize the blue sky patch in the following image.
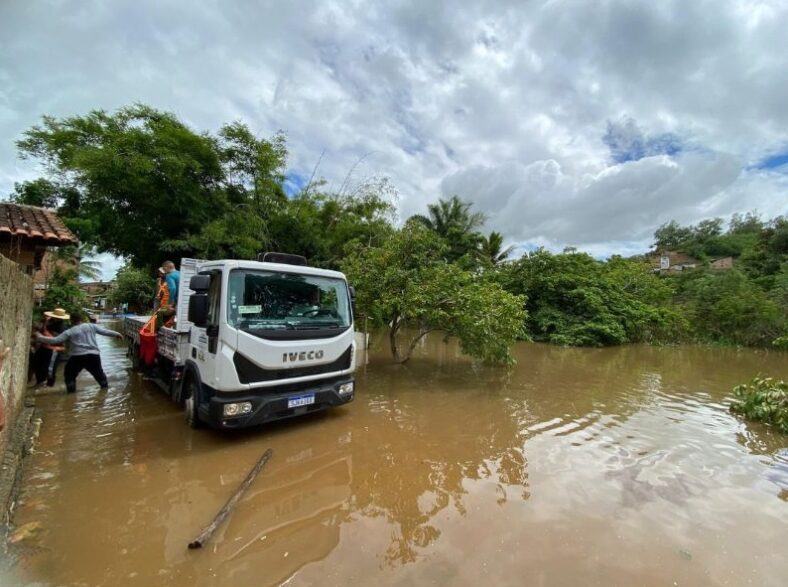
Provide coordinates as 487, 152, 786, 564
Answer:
284, 171, 307, 197
603, 118, 683, 164
755, 150, 788, 171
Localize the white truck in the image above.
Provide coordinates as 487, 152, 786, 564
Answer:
124, 254, 357, 429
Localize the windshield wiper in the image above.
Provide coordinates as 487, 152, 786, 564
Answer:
284, 321, 341, 330
242, 322, 286, 330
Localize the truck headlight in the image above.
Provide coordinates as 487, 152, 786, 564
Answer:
224, 402, 252, 416
338, 382, 354, 396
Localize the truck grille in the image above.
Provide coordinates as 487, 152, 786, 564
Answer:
233, 346, 352, 384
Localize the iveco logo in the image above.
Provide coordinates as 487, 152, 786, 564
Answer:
282, 350, 324, 363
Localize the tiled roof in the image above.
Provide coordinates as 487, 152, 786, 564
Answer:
0, 202, 78, 245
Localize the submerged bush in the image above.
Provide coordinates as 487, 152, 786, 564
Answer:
730, 377, 788, 433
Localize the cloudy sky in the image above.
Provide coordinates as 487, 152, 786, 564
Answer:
1, 0, 787, 278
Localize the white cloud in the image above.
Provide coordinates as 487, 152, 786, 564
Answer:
88, 252, 126, 282
0, 0, 786, 262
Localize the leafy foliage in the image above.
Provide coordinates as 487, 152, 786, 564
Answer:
738, 216, 788, 289
499, 250, 682, 346
730, 377, 788, 434
109, 266, 155, 313
675, 268, 784, 346
54, 244, 102, 281
16, 104, 285, 269
14, 104, 400, 273
342, 220, 526, 364
479, 231, 514, 266
10, 178, 62, 208
268, 178, 397, 269
411, 195, 486, 262
656, 214, 788, 346
40, 267, 86, 317
653, 214, 765, 261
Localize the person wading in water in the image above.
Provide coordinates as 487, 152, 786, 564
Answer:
36, 313, 123, 393
32, 308, 69, 388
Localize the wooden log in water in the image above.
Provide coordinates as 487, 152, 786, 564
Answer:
188, 448, 273, 550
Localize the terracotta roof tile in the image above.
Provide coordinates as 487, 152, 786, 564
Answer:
0, 202, 78, 245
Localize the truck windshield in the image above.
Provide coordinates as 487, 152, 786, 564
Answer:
227, 269, 351, 332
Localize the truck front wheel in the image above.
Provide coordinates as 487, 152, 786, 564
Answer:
182, 375, 202, 429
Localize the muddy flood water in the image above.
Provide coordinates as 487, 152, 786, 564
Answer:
5, 329, 788, 586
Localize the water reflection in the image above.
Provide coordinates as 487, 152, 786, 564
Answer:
349, 389, 530, 566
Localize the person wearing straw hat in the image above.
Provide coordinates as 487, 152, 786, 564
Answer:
36, 312, 123, 394
32, 308, 69, 387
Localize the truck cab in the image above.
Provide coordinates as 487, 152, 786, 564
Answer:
125, 255, 356, 429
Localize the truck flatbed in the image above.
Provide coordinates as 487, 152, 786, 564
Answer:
124, 316, 189, 364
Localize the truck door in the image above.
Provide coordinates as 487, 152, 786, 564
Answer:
191, 269, 224, 389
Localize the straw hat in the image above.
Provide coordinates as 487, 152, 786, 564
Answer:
44, 308, 70, 320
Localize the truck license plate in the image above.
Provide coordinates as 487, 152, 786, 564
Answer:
287, 394, 315, 409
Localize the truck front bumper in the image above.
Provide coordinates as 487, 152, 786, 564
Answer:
199, 375, 355, 429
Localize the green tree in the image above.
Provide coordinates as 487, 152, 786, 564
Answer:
412, 195, 486, 262
739, 216, 788, 289
652, 213, 776, 263
653, 220, 693, 251
268, 177, 396, 269
342, 220, 526, 364
218, 121, 287, 210
500, 249, 682, 346
53, 243, 102, 281
109, 266, 155, 313
41, 267, 86, 317
162, 207, 267, 262
729, 212, 764, 235
10, 178, 60, 208
479, 231, 514, 265
16, 104, 287, 269
677, 268, 784, 346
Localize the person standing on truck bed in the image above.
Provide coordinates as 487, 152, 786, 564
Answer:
36, 313, 123, 394
156, 261, 180, 328
163, 261, 180, 307
153, 267, 167, 312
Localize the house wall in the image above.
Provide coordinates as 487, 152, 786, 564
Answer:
0, 253, 33, 455
0, 241, 36, 272
710, 257, 734, 270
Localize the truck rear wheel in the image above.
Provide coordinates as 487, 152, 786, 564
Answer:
183, 375, 202, 429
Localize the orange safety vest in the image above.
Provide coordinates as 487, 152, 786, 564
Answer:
139, 281, 175, 366
42, 318, 65, 352
155, 280, 170, 309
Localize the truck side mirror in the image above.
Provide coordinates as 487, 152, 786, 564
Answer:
190, 274, 211, 292
188, 294, 209, 327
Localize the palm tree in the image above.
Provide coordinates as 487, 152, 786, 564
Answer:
56, 244, 103, 281
411, 195, 487, 261
413, 195, 486, 238
479, 231, 515, 265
